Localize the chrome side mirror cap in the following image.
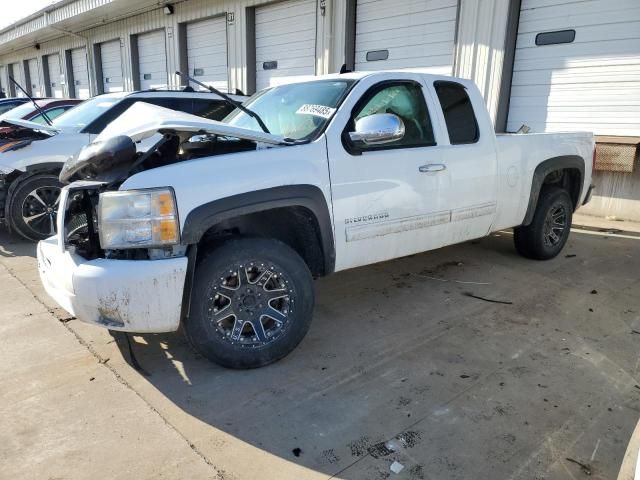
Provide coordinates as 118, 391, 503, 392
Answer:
349, 113, 405, 146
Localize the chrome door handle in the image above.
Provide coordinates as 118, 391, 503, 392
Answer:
419, 164, 446, 173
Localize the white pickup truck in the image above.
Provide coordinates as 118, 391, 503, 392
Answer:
37, 71, 594, 369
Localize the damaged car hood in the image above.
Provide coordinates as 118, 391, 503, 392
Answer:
0, 118, 59, 136
94, 102, 291, 146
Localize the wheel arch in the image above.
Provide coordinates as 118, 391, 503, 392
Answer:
181, 185, 336, 277
522, 155, 584, 226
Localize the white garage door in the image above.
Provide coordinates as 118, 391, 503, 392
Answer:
47, 54, 64, 98
71, 48, 90, 99
100, 40, 124, 93
27, 59, 43, 97
507, 0, 640, 136
355, 0, 458, 74
10, 63, 25, 97
186, 16, 228, 91
255, 0, 317, 91
138, 30, 168, 90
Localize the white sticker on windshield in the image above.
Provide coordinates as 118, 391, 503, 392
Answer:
296, 104, 336, 119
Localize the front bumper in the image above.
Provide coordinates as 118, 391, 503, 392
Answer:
37, 236, 188, 333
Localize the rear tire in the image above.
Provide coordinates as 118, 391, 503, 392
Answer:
184, 237, 315, 369
8, 174, 63, 242
514, 186, 573, 260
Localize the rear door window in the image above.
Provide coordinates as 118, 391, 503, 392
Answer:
434, 81, 479, 144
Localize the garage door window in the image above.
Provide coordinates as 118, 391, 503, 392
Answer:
434, 81, 479, 145
352, 82, 435, 150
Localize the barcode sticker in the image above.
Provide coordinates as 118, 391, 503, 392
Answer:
296, 104, 336, 119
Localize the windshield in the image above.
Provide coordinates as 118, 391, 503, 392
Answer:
223, 79, 355, 141
0, 102, 36, 121
53, 96, 121, 129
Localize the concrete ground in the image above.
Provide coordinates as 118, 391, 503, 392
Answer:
1, 214, 640, 480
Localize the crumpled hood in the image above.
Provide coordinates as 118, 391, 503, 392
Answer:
94, 102, 290, 145
0, 118, 59, 135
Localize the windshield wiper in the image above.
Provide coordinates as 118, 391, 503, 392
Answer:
175, 71, 270, 134
8, 76, 53, 126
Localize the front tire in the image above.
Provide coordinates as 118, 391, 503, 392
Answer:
514, 186, 573, 260
8, 174, 63, 242
184, 237, 315, 369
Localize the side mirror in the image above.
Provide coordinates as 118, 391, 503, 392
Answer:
349, 113, 405, 146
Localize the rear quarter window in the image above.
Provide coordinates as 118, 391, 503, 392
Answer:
434, 81, 479, 145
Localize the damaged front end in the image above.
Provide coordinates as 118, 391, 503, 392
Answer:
39, 103, 290, 332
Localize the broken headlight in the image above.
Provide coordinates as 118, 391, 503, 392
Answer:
98, 188, 179, 249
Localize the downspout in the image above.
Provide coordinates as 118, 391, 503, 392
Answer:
44, 12, 97, 97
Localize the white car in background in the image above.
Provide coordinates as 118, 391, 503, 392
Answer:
0, 90, 244, 241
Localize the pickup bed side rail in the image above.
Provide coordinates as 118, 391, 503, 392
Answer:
522, 155, 585, 226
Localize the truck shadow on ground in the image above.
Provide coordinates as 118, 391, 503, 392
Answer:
107, 231, 640, 479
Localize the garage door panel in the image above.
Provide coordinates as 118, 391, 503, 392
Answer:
100, 40, 123, 93
519, 0, 639, 25
255, 0, 317, 91
256, 1, 315, 22
186, 44, 227, 57
27, 59, 43, 97
257, 44, 316, 62
138, 30, 168, 90
512, 39, 640, 63
187, 16, 228, 91
354, 0, 457, 73
71, 48, 90, 99
47, 54, 64, 98
356, 8, 457, 34
10, 63, 24, 97
507, 0, 640, 135
517, 23, 640, 48
356, 31, 454, 53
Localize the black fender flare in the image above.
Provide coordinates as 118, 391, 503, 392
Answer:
181, 185, 336, 275
522, 155, 585, 226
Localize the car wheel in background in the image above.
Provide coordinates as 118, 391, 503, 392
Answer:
8, 174, 63, 242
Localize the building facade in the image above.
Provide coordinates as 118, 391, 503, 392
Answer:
0, 0, 639, 219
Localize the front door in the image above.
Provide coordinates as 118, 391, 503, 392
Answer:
326, 77, 452, 271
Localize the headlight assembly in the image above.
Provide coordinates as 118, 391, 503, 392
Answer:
98, 188, 179, 249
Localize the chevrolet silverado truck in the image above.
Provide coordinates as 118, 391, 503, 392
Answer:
37, 71, 595, 369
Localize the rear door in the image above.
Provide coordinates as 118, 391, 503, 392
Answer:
431, 80, 498, 242
326, 74, 453, 270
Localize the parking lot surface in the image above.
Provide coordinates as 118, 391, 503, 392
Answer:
1, 216, 639, 479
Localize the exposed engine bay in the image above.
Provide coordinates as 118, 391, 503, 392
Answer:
60, 132, 261, 260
